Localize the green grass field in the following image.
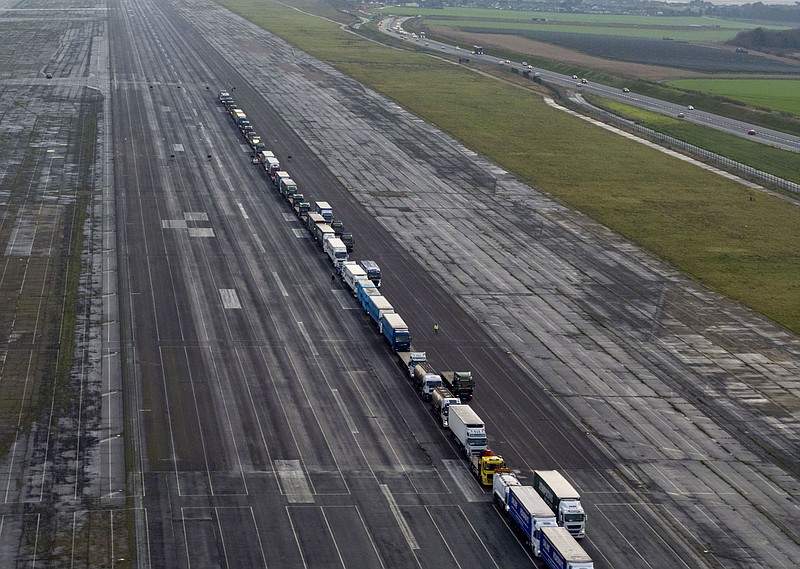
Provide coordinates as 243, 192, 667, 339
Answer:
667, 79, 800, 115
216, 0, 800, 334
377, 7, 785, 30
426, 19, 742, 42
586, 97, 800, 183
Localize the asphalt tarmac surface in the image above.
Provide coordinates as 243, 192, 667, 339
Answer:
0, 0, 797, 567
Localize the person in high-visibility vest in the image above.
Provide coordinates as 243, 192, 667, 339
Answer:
433, 323, 439, 334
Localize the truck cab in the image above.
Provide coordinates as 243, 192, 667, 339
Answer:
469, 449, 509, 486
358, 260, 381, 287
431, 387, 461, 427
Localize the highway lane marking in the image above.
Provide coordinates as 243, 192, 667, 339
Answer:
237, 202, 249, 219
219, 289, 242, 309
380, 484, 420, 550
275, 460, 315, 503
441, 460, 488, 503
331, 389, 358, 434
271, 271, 289, 297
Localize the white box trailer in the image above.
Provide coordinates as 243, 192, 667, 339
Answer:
341, 263, 368, 295
448, 405, 488, 457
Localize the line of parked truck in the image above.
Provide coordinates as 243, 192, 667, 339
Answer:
216, 89, 592, 569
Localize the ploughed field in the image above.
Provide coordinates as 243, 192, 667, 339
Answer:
450, 27, 800, 74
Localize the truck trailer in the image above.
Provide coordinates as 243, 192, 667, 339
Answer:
364, 294, 394, 326
440, 370, 474, 402
380, 313, 410, 352
314, 201, 333, 223
356, 279, 379, 308
341, 262, 367, 295
324, 238, 348, 271
533, 470, 586, 538
447, 405, 488, 457
506, 485, 558, 555
539, 526, 593, 569
431, 387, 461, 427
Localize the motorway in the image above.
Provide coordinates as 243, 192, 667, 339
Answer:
0, 0, 798, 567
379, 17, 800, 153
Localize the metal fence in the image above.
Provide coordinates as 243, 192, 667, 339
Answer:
564, 95, 800, 195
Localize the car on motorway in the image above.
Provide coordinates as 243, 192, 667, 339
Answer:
522, 61, 528, 66
623, 87, 630, 92
687, 105, 695, 110
46, 72, 52, 79
747, 129, 757, 136
581, 78, 588, 84
572, 74, 578, 79
677, 112, 685, 118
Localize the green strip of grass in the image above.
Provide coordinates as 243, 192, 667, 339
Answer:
216, 0, 800, 334
586, 96, 800, 184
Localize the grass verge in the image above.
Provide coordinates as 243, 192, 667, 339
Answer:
215, 0, 800, 334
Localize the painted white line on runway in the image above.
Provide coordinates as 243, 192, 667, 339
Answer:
295, 322, 319, 357
253, 233, 266, 253
271, 271, 289, 297
183, 212, 208, 221
441, 459, 487, 503
331, 389, 359, 434
188, 228, 215, 238
219, 289, 241, 309
275, 460, 315, 503
237, 202, 249, 219
161, 219, 187, 229
380, 484, 419, 550
292, 228, 308, 238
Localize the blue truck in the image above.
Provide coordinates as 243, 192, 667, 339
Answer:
358, 260, 381, 288
504, 485, 557, 556
380, 313, 411, 352
356, 279, 379, 309
364, 294, 393, 326
539, 526, 593, 569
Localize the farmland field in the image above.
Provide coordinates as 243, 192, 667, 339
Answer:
667, 78, 800, 115
427, 19, 746, 42
449, 27, 800, 73
379, 6, 786, 30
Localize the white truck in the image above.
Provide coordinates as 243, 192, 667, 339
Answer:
539, 526, 593, 569
412, 362, 443, 400
448, 405, 488, 457
341, 262, 367, 295
324, 237, 348, 271
533, 470, 586, 539
431, 387, 461, 427
398, 351, 426, 378
314, 201, 333, 223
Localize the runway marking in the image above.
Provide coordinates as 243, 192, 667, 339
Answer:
188, 228, 215, 238
282, 213, 296, 221
161, 219, 187, 229
172, 143, 183, 152
331, 389, 358, 434
253, 233, 266, 253
441, 460, 487, 503
183, 212, 208, 221
237, 202, 249, 219
295, 322, 319, 357
292, 228, 308, 238
275, 460, 315, 503
219, 289, 241, 309
271, 271, 289, 297
380, 484, 419, 550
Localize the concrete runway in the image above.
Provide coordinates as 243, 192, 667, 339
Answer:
0, 0, 796, 567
